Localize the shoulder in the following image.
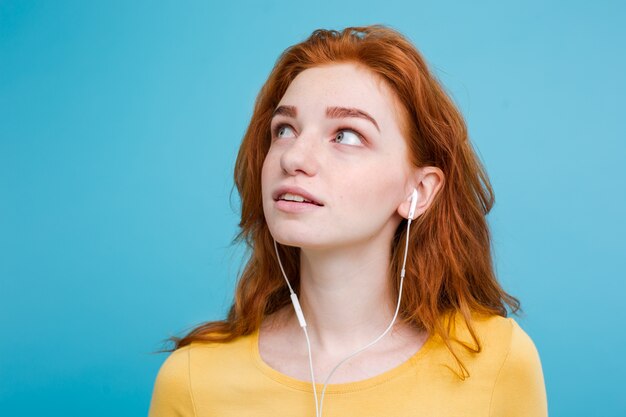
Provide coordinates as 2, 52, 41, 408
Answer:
488, 316, 545, 384
470, 315, 543, 373
435, 313, 541, 374
468, 315, 548, 417
440, 313, 547, 416
148, 334, 260, 416
156, 335, 254, 378
465, 314, 545, 377
148, 345, 196, 416
444, 312, 527, 356
498, 317, 542, 371
449, 312, 537, 354
154, 344, 192, 377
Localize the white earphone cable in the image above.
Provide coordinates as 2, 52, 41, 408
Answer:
273, 214, 414, 417
273, 239, 320, 417
318, 216, 412, 417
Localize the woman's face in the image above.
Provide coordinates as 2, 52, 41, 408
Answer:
261, 62, 415, 251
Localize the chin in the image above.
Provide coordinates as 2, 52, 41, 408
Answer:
270, 231, 314, 249
266, 224, 319, 249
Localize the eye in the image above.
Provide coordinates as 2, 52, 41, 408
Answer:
272, 124, 295, 139
333, 128, 364, 146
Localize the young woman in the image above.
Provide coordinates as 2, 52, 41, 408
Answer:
148, 24, 548, 417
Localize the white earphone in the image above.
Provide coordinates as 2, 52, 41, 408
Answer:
273, 188, 419, 417
408, 188, 418, 220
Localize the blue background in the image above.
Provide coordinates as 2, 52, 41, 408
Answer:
1, 1, 624, 416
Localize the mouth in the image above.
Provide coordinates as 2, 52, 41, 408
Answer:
274, 194, 323, 206
273, 198, 323, 213
272, 187, 324, 206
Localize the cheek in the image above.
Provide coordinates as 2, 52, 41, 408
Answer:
260, 155, 275, 194
260, 160, 274, 223
336, 167, 402, 213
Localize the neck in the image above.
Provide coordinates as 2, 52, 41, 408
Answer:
295, 232, 401, 357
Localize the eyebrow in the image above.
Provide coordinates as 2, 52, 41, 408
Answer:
271, 105, 380, 132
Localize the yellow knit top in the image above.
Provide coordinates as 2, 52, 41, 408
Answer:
148, 313, 547, 416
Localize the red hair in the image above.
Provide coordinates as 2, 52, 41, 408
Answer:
166, 24, 520, 379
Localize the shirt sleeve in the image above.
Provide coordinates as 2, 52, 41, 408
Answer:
148, 346, 196, 417
489, 319, 548, 417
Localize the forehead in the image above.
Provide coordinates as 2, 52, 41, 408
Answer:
277, 63, 401, 122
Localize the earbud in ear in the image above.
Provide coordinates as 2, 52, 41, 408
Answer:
408, 188, 418, 220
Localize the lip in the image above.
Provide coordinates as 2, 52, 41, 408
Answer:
272, 185, 324, 206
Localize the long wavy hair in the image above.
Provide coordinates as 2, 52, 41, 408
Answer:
165, 24, 520, 379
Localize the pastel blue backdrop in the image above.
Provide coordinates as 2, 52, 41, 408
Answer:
1, 1, 624, 416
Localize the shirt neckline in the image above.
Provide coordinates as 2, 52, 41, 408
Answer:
249, 326, 436, 394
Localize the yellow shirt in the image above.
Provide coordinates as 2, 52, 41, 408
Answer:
148, 314, 547, 416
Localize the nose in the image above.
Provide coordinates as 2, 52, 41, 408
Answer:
279, 129, 320, 176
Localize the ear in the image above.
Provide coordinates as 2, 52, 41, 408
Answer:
397, 166, 444, 220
